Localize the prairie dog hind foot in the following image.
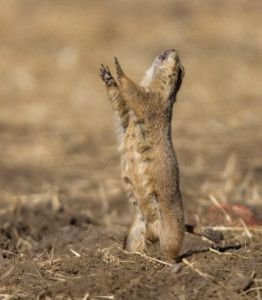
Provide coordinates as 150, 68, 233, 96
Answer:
125, 214, 146, 253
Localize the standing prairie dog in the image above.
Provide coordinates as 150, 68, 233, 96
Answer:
100, 50, 221, 260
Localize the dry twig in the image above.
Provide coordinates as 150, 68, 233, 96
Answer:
117, 247, 173, 266
182, 258, 214, 279
209, 226, 262, 232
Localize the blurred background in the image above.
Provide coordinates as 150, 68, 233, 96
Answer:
0, 0, 261, 224
0, 1, 262, 298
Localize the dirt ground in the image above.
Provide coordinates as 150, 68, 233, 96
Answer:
0, 0, 261, 299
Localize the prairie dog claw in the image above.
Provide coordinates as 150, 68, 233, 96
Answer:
100, 64, 117, 86
114, 57, 124, 80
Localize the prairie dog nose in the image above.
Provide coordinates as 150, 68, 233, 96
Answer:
159, 49, 179, 61
159, 49, 171, 60
169, 49, 180, 62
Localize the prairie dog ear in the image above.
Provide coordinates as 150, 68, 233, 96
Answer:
114, 57, 125, 80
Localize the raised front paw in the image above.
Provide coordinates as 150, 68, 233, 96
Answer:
100, 64, 117, 86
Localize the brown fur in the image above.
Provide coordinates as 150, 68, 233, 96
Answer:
100, 50, 221, 260
101, 50, 223, 259
100, 50, 184, 260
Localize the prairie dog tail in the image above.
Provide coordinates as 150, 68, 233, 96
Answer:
185, 224, 223, 243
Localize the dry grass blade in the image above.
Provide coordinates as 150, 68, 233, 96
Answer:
82, 293, 90, 300
0, 292, 28, 300
45, 269, 81, 282
2, 249, 17, 257
208, 248, 223, 255
133, 251, 173, 267
210, 226, 262, 232
0, 267, 15, 280
117, 247, 173, 266
0, 294, 11, 300
239, 219, 253, 238
70, 248, 81, 257
93, 296, 115, 300
182, 259, 214, 280
176, 243, 243, 261
243, 287, 262, 294
222, 153, 237, 178
209, 195, 232, 222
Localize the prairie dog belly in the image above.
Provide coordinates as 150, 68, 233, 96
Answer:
120, 115, 159, 223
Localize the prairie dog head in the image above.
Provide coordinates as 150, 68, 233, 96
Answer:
141, 49, 184, 99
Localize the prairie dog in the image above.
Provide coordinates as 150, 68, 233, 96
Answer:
100, 50, 221, 260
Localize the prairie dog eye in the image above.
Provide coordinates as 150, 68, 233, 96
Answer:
178, 65, 184, 79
